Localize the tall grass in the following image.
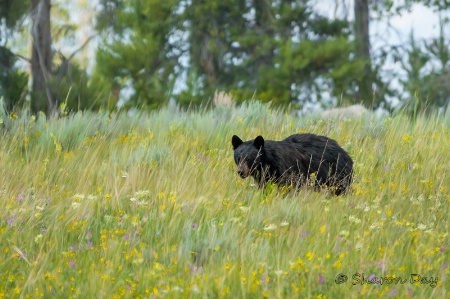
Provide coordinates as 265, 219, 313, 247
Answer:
0, 102, 449, 298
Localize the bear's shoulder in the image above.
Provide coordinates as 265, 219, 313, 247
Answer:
282, 133, 318, 142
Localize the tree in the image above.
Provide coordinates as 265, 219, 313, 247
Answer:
95, 0, 179, 110
354, 0, 373, 106
398, 24, 450, 115
96, 0, 368, 110
403, 2, 450, 113
0, 0, 30, 28
366, 0, 450, 112
30, 0, 57, 116
182, 0, 367, 108
0, 0, 30, 114
0, 47, 29, 114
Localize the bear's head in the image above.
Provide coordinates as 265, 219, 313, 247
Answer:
231, 135, 265, 178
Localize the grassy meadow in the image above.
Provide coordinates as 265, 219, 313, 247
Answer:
0, 101, 449, 298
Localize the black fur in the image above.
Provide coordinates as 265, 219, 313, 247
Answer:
231, 133, 354, 195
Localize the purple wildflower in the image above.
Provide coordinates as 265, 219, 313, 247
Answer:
193, 265, 203, 273
259, 273, 268, 284
300, 231, 310, 238
69, 260, 77, 268
195, 154, 209, 163
7, 217, 16, 228
389, 289, 398, 297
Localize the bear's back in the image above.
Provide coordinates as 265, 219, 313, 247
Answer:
282, 133, 329, 144
280, 133, 339, 152
279, 133, 352, 167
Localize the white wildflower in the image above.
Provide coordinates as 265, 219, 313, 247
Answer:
339, 230, 350, 237
35, 234, 43, 243
72, 194, 85, 201
239, 206, 250, 213
263, 224, 277, 231
349, 215, 361, 224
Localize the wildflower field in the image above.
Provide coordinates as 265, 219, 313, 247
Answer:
0, 102, 449, 298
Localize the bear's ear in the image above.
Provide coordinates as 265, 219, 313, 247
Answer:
232, 135, 243, 150
253, 136, 264, 149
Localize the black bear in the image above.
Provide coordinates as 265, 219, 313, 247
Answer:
231, 133, 353, 195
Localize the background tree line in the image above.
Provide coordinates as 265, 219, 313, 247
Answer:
1, 0, 449, 116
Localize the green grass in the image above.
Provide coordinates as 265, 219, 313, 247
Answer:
0, 102, 449, 298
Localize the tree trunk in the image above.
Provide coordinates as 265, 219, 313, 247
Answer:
354, 0, 372, 107
30, 0, 57, 116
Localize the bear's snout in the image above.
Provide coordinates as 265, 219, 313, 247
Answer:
237, 169, 247, 178
237, 163, 250, 178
